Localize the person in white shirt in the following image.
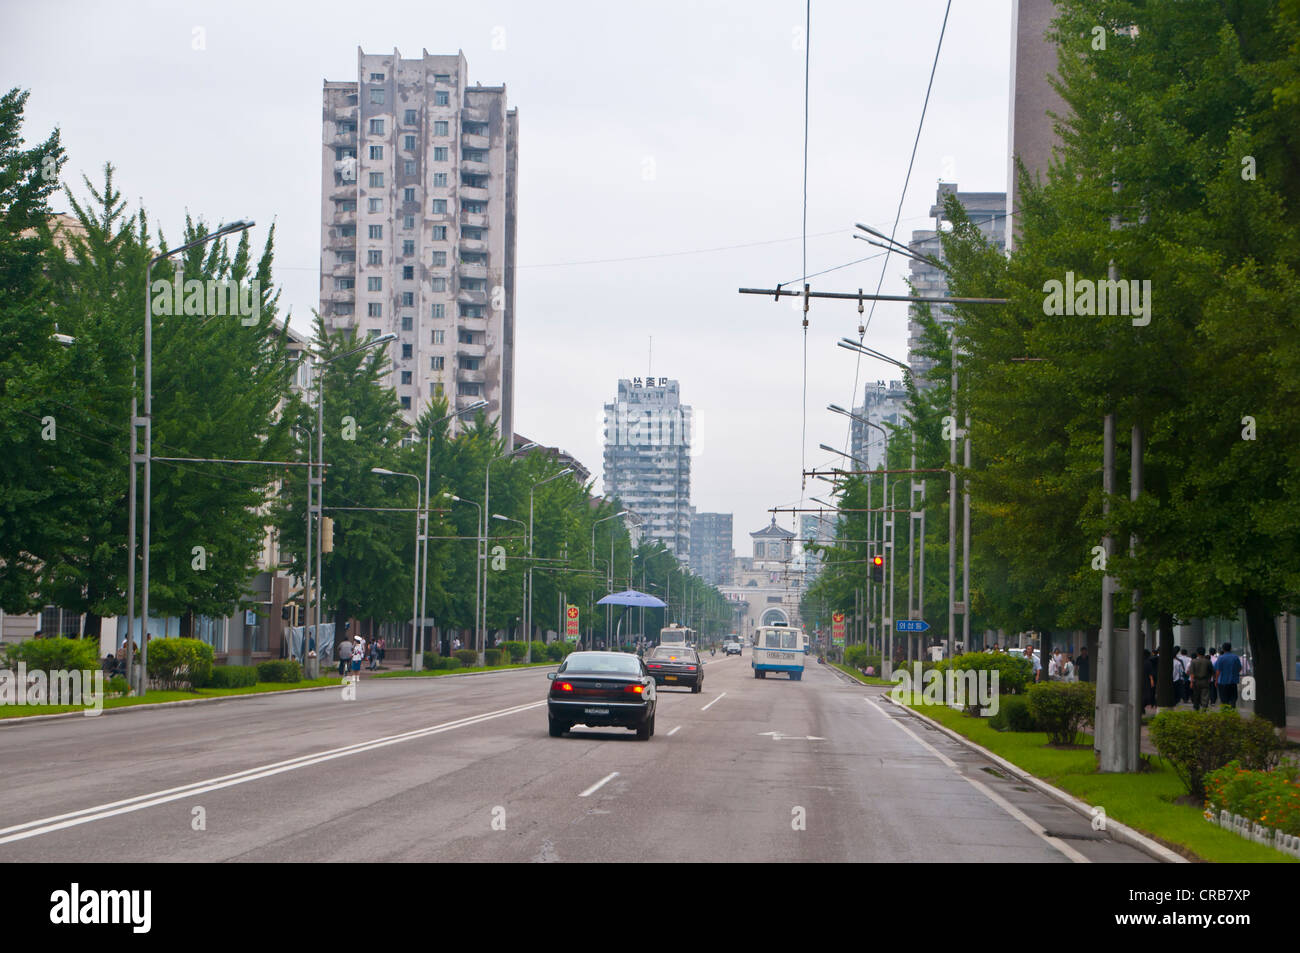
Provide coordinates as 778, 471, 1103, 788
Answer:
1174, 647, 1191, 703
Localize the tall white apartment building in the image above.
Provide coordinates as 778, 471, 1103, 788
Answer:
320, 48, 517, 441
603, 378, 692, 558
851, 379, 909, 468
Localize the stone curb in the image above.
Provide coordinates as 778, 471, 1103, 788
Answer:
880, 693, 1189, 864
0, 663, 558, 728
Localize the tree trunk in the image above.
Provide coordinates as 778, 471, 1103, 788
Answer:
1155, 611, 1175, 708
83, 610, 101, 645
1084, 626, 1098, 682
1243, 591, 1286, 727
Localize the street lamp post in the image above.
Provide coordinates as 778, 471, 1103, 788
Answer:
445, 492, 482, 660
591, 511, 629, 650
372, 468, 421, 670
492, 514, 527, 651
136, 220, 254, 696
482, 442, 535, 662
419, 399, 487, 663
310, 332, 397, 665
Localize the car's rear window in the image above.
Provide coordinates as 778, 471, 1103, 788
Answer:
560, 652, 642, 676
650, 647, 694, 660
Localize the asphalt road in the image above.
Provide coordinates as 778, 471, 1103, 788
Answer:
0, 653, 1155, 862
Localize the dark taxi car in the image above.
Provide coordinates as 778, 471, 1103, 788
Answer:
644, 645, 703, 693
548, 651, 657, 739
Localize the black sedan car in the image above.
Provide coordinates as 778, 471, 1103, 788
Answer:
548, 651, 657, 739
644, 645, 703, 693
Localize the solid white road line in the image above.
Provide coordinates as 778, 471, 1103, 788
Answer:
867, 699, 1090, 864
700, 692, 726, 712
0, 700, 545, 846
578, 772, 620, 798
667, 725, 681, 736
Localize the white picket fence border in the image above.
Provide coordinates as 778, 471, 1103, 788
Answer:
1204, 807, 1300, 859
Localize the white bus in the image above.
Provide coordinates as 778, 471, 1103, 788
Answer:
658, 625, 695, 648
752, 624, 806, 681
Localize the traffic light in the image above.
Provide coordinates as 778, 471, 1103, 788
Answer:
321, 516, 334, 553
871, 554, 884, 583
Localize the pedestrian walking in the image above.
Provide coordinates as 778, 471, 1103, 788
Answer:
1215, 642, 1242, 709
1175, 646, 1192, 703
351, 635, 364, 678
1142, 649, 1156, 711
1074, 646, 1090, 682
1189, 648, 1213, 711
338, 637, 353, 677
1208, 646, 1220, 704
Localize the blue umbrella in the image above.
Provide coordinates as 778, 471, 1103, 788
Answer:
597, 589, 667, 608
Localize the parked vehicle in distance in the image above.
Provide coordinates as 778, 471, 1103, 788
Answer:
645, 645, 704, 693
547, 651, 656, 739
724, 641, 742, 656
752, 624, 807, 681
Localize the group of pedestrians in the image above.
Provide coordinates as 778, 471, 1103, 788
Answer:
336, 634, 385, 677
1143, 642, 1245, 712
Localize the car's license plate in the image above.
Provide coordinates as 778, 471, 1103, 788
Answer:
665, 675, 677, 681
584, 707, 609, 715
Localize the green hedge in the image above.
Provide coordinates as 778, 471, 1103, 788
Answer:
484, 649, 503, 666
1150, 708, 1286, 799
1026, 681, 1095, 745
936, 651, 1033, 697
106, 674, 130, 696
146, 638, 214, 690
989, 694, 1038, 732
256, 659, 302, 683
502, 640, 527, 663
422, 653, 462, 671
203, 665, 258, 688
4, 636, 100, 673
546, 642, 567, 662
529, 641, 548, 661
843, 645, 882, 672
1205, 759, 1300, 836
454, 649, 479, 668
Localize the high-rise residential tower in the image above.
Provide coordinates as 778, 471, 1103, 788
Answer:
320, 48, 517, 441
603, 378, 692, 558
690, 510, 734, 587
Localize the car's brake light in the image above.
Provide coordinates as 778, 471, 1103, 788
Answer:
553, 681, 574, 692
625, 684, 644, 694
685, 665, 696, 671
647, 663, 661, 669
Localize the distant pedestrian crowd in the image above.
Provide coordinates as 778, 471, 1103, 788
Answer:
336, 635, 385, 677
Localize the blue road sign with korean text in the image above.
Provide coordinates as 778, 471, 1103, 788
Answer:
896, 619, 930, 633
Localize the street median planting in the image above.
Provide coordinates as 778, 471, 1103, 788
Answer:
255, 660, 302, 683
146, 638, 214, 691
1026, 681, 1095, 746
1149, 708, 1285, 800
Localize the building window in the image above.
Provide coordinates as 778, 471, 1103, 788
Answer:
369, 72, 385, 82
431, 356, 444, 370
337, 249, 355, 263
368, 172, 384, 188
367, 250, 383, 266
431, 303, 445, 318
461, 278, 486, 291
435, 90, 449, 105
334, 277, 354, 290
403, 136, 416, 153
336, 198, 356, 212
433, 147, 448, 162
403, 109, 417, 125
401, 292, 414, 307
338, 224, 356, 238
367, 302, 382, 317
402, 343, 412, 359
403, 159, 416, 176
402, 265, 414, 280
434, 73, 450, 84
458, 329, 475, 344
463, 174, 487, 189
401, 240, 415, 257
431, 278, 446, 292
462, 149, 486, 162
403, 187, 416, 204
431, 382, 444, 396
367, 277, 382, 291
367, 198, 382, 213
431, 251, 446, 267
459, 356, 480, 370
337, 120, 356, 135
463, 201, 485, 214
334, 302, 354, 316
401, 315, 413, 331
432, 330, 445, 344
403, 215, 415, 230
433, 172, 447, 187
401, 395, 411, 409
460, 251, 486, 264
369, 145, 383, 160
463, 226, 483, 240
335, 146, 355, 161
369, 87, 385, 105
459, 382, 482, 396
460, 304, 484, 318
432, 226, 447, 241
434, 121, 449, 136
432, 199, 447, 214
368, 119, 384, 135
401, 371, 412, 385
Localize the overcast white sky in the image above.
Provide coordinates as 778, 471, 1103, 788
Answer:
4, 0, 1012, 554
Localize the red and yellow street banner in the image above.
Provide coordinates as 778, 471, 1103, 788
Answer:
832, 612, 845, 646
565, 604, 580, 641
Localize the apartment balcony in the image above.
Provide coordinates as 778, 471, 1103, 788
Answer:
460, 158, 490, 177
458, 260, 488, 280
332, 207, 356, 227
459, 211, 489, 230
456, 392, 490, 411
455, 368, 487, 385
459, 237, 487, 254
462, 105, 489, 123
461, 132, 490, 151
457, 288, 489, 306
456, 341, 487, 359
459, 183, 489, 203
